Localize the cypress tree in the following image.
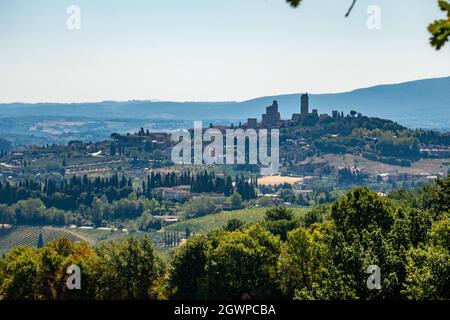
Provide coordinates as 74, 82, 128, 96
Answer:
37, 232, 44, 248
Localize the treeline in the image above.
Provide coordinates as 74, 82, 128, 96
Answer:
282, 115, 449, 172
142, 171, 257, 200
142, 170, 234, 196
0, 171, 257, 210
413, 128, 450, 146
337, 167, 367, 184
0, 171, 257, 226
0, 196, 162, 228
0, 174, 133, 210
0, 199, 71, 226
312, 132, 421, 161
0, 237, 165, 300
169, 177, 449, 300
1, 175, 448, 300
288, 113, 406, 136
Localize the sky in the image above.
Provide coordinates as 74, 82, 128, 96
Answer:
0, 0, 449, 103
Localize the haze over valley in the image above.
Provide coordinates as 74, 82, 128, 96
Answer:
1, 76, 449, 146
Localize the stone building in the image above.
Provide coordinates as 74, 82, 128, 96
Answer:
246, 118, 257, 129
261, 100, 281, 127
301, 93, 309, 115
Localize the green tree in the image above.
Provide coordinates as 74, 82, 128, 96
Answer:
422, 174, 450, 217
182, 196, 220, 219
230, 192, 243, 209
403, 216, 450, 299
56, 241, 100, 300
302, 205, 330, 227
279, 221, 357, 300
91, 197, 106, 227
330, 187, 409, 299
223, 218, 245, 232
278, 225, 330, 298
264, 207, 298, 241
36, 238, 77, 299
37, 232, 44, 249
95, 237, 165, 300
205, 225, 282, 299
265, 207, 294, 221
169, 235, 209, 299
0, 238, 100, 300
258, 196, 272, 207
136, 210, 153, 231
0, 246, 40, 299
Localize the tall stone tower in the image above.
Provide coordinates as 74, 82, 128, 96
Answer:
261, 100, 281, 127
301, 93, 309, 115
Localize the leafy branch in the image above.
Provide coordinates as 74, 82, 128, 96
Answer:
286, 0, 358, 17
344, 0, 357, 17
428, 0, 450, 50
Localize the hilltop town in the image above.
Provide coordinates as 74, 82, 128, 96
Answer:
1, 95, 449, 301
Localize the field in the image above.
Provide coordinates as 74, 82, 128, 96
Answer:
257, 176, 303, 186
0, 226, 93, 255
164, 207, 308, 234
0, 226, 169, 256
69, 228, 127, 242
310, 154, 450, 175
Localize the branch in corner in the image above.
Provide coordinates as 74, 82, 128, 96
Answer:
345, 0, 357, 17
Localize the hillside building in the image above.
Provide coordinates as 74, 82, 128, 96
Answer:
261, 100, 281, 127
301, 93, 309, 115
247, 118, 257, 129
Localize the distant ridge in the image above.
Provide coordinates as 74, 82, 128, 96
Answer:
1, 76, 449, 130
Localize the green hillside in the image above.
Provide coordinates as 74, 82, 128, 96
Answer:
0, 226, 93, 255
164, 207, 308, 234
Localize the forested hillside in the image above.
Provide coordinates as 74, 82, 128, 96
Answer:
1, 175, 448, 300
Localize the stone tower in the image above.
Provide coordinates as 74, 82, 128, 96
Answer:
261, 100, 281, 127
301, 93, 309, 115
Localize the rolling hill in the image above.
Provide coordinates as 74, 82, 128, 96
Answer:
0, 226, 93, 255
164, 207, 308, 234
0, 76, 449, 130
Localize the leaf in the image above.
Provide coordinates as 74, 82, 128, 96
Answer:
286, 0, 303, 8
428, 0, 450, 50
438, 0, 450, 13
428, 19, 450, 50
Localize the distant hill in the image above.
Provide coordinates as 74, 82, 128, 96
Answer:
0, 138, 12, 152
0, 76, 449, 130
241, 76, 450, 130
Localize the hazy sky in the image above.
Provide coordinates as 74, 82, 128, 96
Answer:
0, 0, 449, 103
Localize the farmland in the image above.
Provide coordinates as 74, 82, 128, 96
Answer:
0, 225, 171, 256
164, 207, 309, 234
308, 154, 450, 176
0, 226, 93, 255
257, 175, 304, 186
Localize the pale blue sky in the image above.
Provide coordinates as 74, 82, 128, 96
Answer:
0, 0, 449, 103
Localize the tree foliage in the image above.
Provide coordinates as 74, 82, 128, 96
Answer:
1, 176, 449, 300
0, 236, 164, 300
428, 1, 450, 50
